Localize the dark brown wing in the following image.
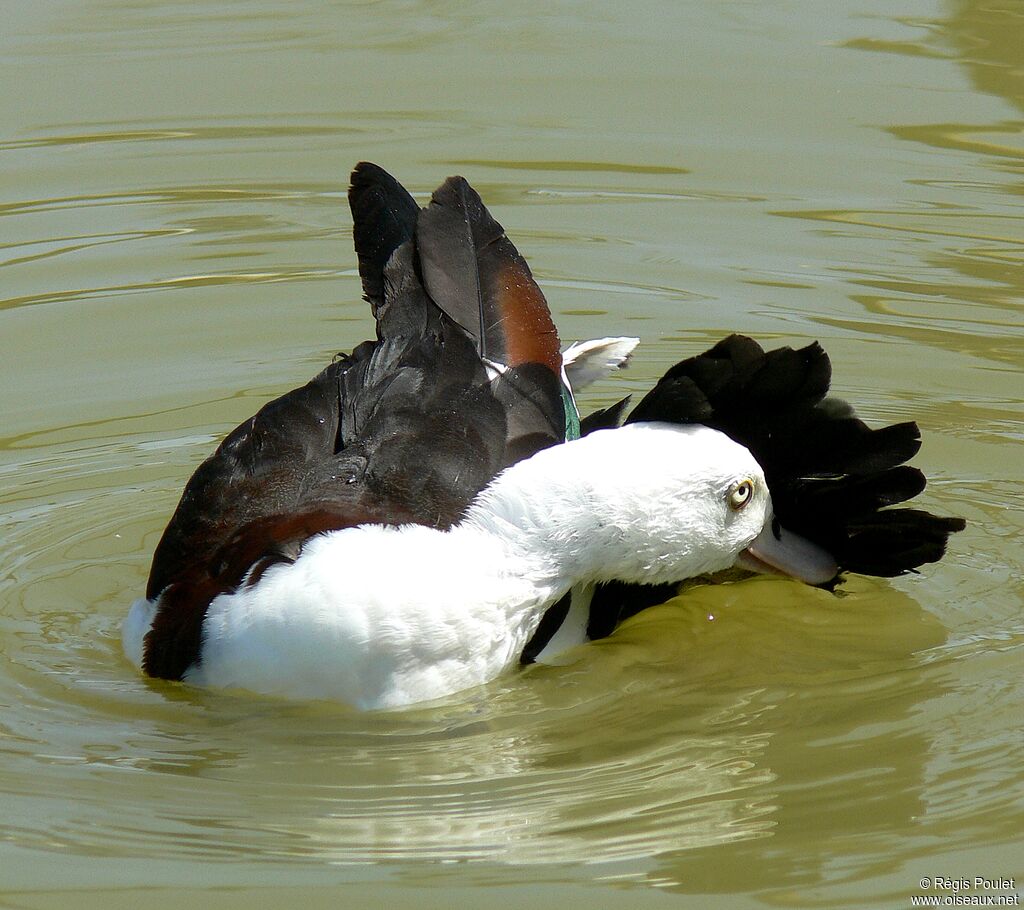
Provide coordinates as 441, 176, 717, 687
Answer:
416, 176, 562, 373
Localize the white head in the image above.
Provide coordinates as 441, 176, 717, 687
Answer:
466, 422, 837, 588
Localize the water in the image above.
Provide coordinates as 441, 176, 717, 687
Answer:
1, 1, 1022, 907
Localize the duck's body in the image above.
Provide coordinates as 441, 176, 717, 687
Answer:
127, 423, 797, 708
125, 163, 964, 709
133, 523, 543, 709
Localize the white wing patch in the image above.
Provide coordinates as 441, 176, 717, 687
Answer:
562, 337, 639, 391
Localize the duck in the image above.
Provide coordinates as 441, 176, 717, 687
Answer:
123, 163, 965, 710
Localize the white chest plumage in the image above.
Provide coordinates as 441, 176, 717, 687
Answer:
177, 524, 558, 709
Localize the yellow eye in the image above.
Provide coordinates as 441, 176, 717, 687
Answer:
728, 479, 755, 511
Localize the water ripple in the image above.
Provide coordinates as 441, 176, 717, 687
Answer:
3, 423, 998, 875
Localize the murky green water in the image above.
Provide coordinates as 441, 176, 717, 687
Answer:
2, 1, 1022, 907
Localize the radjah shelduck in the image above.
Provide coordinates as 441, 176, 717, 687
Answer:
124, 163, 964, 710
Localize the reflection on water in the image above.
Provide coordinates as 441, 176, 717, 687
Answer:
946, 1, 1024, 112
1, 0, 1023, 907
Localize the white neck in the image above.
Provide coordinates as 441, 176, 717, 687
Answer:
462, 423, 762, 586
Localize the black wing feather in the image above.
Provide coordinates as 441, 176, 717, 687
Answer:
416, 176, 562, 372
348, 162, 420, 312
580, 396, 631, 435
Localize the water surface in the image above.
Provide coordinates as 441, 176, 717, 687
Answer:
2, 1, 1022, 908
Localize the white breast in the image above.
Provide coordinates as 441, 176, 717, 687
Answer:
182, 523, 557, 709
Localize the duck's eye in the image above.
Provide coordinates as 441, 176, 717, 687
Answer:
728, 479, 755, 511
